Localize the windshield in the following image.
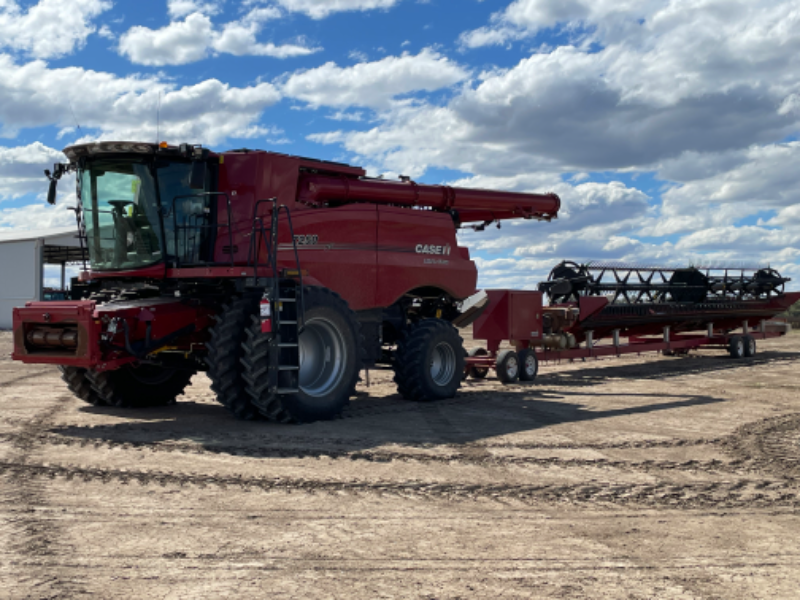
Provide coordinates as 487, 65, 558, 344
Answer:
80, 159, 164, 270
79, 158, 209, 271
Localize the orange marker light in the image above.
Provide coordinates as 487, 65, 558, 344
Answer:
159, 141, 169, 148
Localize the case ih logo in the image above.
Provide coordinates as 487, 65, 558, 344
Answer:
415, 244, 451, 255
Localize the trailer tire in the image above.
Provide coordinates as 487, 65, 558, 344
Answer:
207, 292, 263, 420
743, 334, 757, 357
393, 319, 464, 401
86, 364, 195, 408
518, 349, 538, 382
728, 335, 745, 359
59, 366, 106, 406
467, 347, 490, 379
243, 286, 361, 423
496, 350, 520, 384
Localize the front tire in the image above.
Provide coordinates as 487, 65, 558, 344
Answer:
207, 292, 262, 420
243, 286, 361, 423
59, 366, 106, 406
467, 347, 490, 380
393, 319, 464, 401
86, 364, 194, 408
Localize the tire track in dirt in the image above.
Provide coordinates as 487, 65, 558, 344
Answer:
17, 430, 749, 475
0, 459, 797, 509
724, 413, 800, 478
0, 395, 90, 598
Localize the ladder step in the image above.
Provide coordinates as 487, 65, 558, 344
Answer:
279, 365, 299, 371
276, 343, 298, 348
278, 320, 297, 325
279, 298, 297, 302
277, 387, 299, 394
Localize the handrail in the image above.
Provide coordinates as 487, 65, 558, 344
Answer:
248, 198, 305, 331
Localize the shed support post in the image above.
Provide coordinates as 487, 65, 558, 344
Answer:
60, 261, 66, 290
707, 322, 714, 337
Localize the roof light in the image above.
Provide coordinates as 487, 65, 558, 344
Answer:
159, 141, 169, 149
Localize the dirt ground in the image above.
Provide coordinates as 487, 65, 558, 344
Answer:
2, 330, 800, 599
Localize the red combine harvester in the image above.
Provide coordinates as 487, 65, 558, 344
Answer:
12, 141, 798, 421
466, 262, 799, 383
12, 141, 559, 422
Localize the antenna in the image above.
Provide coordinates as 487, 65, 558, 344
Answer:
156, 91, 162, 145
68, 101, 81, 134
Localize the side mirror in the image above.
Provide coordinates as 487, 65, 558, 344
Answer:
189, 161, 206, 190
47, 178, 57, 205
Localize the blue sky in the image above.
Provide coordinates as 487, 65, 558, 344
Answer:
1, 0, 800, 290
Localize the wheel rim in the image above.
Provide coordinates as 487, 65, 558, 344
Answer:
524, 354, 537, 377
298, 317, 345, 397
506, 356, 519, 379
430, 342, 457, 386
736, 340, 744, 356
748, 339, 756, 354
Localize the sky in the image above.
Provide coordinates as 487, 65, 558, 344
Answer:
1, 0, 799, 291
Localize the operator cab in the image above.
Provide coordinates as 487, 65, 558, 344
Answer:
56, 142, 215, 272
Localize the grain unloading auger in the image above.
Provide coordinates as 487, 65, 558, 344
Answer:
464, 261, 799, 384
13, 141, 560, 422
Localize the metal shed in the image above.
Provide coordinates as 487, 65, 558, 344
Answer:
0, 226, 83, 329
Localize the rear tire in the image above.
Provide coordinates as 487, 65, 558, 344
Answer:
393, 319, 464, 401
518, 349, 538, 382
496, 350, 520, 384
743, 334, 757, 357
243, 286, 361, 423
207, 292, 262, 420
59, 366, 106, 406
728, 335, 745, 359
86, 364, 194, 408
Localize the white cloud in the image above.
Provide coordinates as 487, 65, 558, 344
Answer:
0, 142, 66, 199
0, 195, 78, 230
282, 49, 469, 109
312, 0, 800, 179
0, 0, 111, 59
168, 0, 222, 19
0, 55, 281, 145
118, 8, 318, 66
119, 13, 214, 66
274, 0, 400, 19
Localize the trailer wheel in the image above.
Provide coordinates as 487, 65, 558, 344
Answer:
58, 366, 106, 406
86, 364, 195, 408
728, 335, 745, 359
496, 350, 520, 384
743, 334, 757, 357
394, 319, 464, 401
518, 349, 539, 382
243, 286, 361, 423
207, 292, 262, 420
467, 347, 490, 379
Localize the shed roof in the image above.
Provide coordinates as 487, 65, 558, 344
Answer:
0, 226, 81, 246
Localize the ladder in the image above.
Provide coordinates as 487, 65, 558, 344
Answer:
249, 199, 305, 399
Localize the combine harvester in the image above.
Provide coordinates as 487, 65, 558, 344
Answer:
11, 141, 799, 420
466, 262, 798, 383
